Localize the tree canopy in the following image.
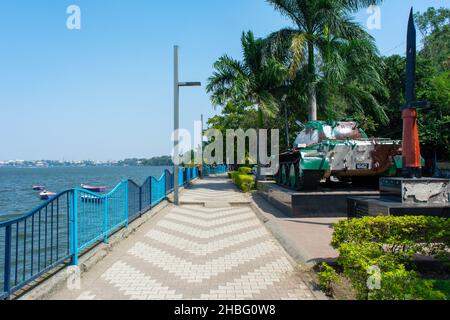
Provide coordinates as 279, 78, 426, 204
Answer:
206, 5, 450, 160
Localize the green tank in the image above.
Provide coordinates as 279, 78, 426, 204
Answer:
275, 121, 403, 190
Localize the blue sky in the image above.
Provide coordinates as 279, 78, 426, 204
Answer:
0, 0, 448, 161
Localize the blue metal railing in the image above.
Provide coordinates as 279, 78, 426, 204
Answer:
178, 167, 185, 187
75, 181, 128, 255
0, 166, 204, 300
0, 191, 72, 299
151, 173, 167, 207
203, 164, 227, 176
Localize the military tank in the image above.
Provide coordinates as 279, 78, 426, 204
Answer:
275, 121, 403, 190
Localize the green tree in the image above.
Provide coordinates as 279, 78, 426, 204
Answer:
206, 31, 288, 170
207, 31, 288, 126
318, 36, 389, 133
415, 7, 450, 72
265, 0, 382, 121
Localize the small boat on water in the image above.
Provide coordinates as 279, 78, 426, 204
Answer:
32, 185, 46, 191
40, 191, 57, 200
81, 185, 107, 193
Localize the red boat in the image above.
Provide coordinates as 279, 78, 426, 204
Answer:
40, 191, 57, 200
81, 185, 107, 193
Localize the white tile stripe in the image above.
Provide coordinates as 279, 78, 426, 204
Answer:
128, 241, 278, 283
145, 228, 268, 256
165, 212, 256, 227
171, 207, 251, 219
156, 219, 262, 239
100, 261, 183, 300
200, 257, 295, 299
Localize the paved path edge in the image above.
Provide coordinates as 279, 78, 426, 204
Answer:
249, 195, 314, 268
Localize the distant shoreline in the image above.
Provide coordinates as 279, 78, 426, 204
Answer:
0, 156, 174, 168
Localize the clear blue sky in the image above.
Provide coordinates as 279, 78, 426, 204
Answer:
0, 0, 448, 161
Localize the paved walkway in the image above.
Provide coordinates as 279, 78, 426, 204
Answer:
50, 175, 317, 300
251, 194, 342, 266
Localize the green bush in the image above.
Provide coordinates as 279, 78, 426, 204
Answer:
370, 268, 447, 300
336, 242, 448, 300
238, 167, 253, 175
332, 216, 450, 258
318, 263, 341, 297
331, 216, 450, 300
430, 280, 450, 300
231, 172, 255, 192
227, 171, 236, 179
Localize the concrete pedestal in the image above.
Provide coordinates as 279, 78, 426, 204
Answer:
347, 177, 450, 218
380, 177, 449, 205
257, 181, 380, 218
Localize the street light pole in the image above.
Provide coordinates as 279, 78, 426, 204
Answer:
173, 45, 201, 206
201, 114, 204, 171
174, 46, 180, 206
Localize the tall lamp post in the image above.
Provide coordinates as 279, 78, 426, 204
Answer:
201, 114, 204, 174
173, 45, 201, 206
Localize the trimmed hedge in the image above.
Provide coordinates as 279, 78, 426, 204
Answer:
330, 216, 450, 300
332, 216, 450, 258
231, 171, 255, 193
238, 167, 253, 175
227, 171, 236, 179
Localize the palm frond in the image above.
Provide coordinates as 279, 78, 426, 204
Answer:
266, 0, 307, 30
241, 31, 264, 74
264, 28, 298, 64
258, 91, 280, 118
289, 33, 308, 78
340, 0, 384, 12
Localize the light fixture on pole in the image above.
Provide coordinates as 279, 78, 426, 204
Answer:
173, 45, 201, 206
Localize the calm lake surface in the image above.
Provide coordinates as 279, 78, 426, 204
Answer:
0, 166, 171, 220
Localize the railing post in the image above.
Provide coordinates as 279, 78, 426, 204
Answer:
149, 178, 153, 209
166, 170, 171, 195
138, 185, 142, 216
70, 190, 79, 266
3, 225, 12, 299
103, 197, 109, 244
124, 181, 129, 229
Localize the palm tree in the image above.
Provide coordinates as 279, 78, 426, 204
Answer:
316, 34, 389, 129
207, 31, 288, 125
266, 0, 383, 121
206, 31, 288, 177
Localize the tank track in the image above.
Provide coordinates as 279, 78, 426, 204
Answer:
275, 159, 323, 191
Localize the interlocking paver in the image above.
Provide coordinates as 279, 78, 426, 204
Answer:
49, 175, 318, 300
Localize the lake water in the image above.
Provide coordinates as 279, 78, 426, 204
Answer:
0, 166, 170, 220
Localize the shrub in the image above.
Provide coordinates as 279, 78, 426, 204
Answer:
318, 263, 341, 297
238, 167, 253, 175
231, 171, 255, 192
331, 216, 450, 300
332, 216, 450, 258
227, 171, 236, 179
430, 280, 450, 300
336, 242, 448, 300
